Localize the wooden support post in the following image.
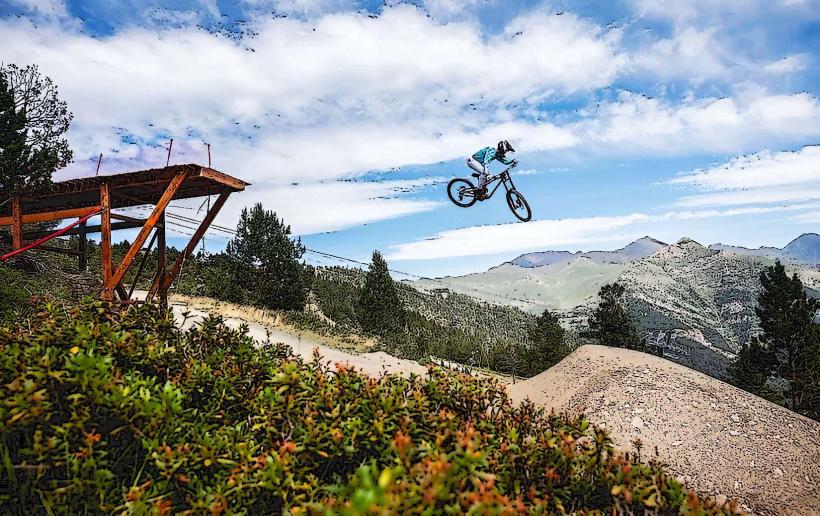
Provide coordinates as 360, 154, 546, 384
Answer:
107, 171, 188, 292
78, 221, 87, 272
128, 229, 159, 300
100, 183, 113, 301
157, 213, 167, 306
149, 192, 229, 301
115, 282, 129, 301
11, 196, 22, 249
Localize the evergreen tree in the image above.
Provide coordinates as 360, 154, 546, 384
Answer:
490, 340, 527, 382
525, 309, 568, 375
754, 260, 819, 413
586, 283, 645, 351
729, 337, 782, 403
201, 252, 248, 305
357, 251, 405, 336
226, 203, 308, 311
802, 324, 820, 421
0, 64, 73, 196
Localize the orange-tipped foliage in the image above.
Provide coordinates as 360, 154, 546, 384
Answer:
0, 300, 741, 514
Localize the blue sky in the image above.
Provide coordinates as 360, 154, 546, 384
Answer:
2, 0, 819, 277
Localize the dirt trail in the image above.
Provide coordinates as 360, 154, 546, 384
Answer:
155, 294, 428, 379
508, 345, 820, 515
144, 293, 819, 514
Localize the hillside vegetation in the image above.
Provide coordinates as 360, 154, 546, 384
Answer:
0, 300, 736, 514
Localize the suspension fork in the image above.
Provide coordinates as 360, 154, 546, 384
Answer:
502, 171, 517, 191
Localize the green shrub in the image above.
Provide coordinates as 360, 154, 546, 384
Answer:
0, 265, 29, 322
0, 300, 738, 514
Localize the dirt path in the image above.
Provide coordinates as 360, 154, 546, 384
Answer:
143, 293, 819, 514
508, 345, 820, 515
156, 294, 428, 379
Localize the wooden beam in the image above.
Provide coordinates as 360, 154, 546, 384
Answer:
0, 206, 102, 227
34, 245, 86, 257
157, 213, 167, 306
110, 213, 147, 224
200, 167, 248, 191
149, 191, 229, 300
107, 171, 188, 291
128, 229, 159, 301
78, 221, 87, 272
115, 282, 129, 301
23, 220, 154, 240
100, 183, 113, 301
11, 196, 22, 249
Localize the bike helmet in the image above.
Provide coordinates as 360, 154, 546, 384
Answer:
497, 140, 515, 154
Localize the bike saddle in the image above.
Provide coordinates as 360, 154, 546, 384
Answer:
471, 172, 481, 178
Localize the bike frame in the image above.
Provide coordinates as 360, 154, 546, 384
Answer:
473, 166, 518, 199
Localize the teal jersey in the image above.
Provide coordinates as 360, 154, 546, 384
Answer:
472, 146, 513, 166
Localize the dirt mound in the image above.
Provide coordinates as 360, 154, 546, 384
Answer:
508, 345, 820, 515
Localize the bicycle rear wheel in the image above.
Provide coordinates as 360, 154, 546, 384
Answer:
448, 178, 478, 208
506, 189, 531, 222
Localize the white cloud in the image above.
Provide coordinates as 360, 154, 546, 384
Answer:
763, 54, 809, 75
0, 7, 618, 232
632, 27, 737, 81
388, 213, 653, 260
387, 203, 820, 260
669, 145, 820, 190
669, 145, 820, 207
229, 177, 445, 234
676, 187, 820, 208
576, 91, 820, 155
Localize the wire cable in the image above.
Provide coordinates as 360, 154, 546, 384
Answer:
160, 208, 549, 308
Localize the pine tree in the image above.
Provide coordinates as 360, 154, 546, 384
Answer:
729, 337, 782, 403
586, 283, 645, 351
802, 324, 820, 421
525, 309, 568, 375
226, 203, 308, 311
754, 260, 819, 413
0, 64, 73, 196
357, 251, 405, 337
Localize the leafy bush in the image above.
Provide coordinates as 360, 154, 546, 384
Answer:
0, 265, 29, 322
0, 300, 738, 513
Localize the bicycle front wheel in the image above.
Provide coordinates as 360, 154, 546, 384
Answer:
447, 178, 478, 208
506, 189, 531, 222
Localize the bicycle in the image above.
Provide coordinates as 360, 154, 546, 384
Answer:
447, 161, 532, 222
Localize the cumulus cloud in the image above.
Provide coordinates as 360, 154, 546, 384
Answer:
669, 145, 820, 207
0, 6, 618, 231
228, 177, 445, 235
631, 27, 738, 81
2, 2, 818, 237
763, 54, 809, 75
387, 203, 820, 260
576, 91, 820, 155
669, 145, 820, 190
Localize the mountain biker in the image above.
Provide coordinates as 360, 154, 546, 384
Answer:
467, 140, 517, 191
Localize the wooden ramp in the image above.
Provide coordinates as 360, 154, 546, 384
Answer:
0, 164, 248, 304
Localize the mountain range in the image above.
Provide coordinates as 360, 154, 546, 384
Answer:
410, 233, 820, 378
